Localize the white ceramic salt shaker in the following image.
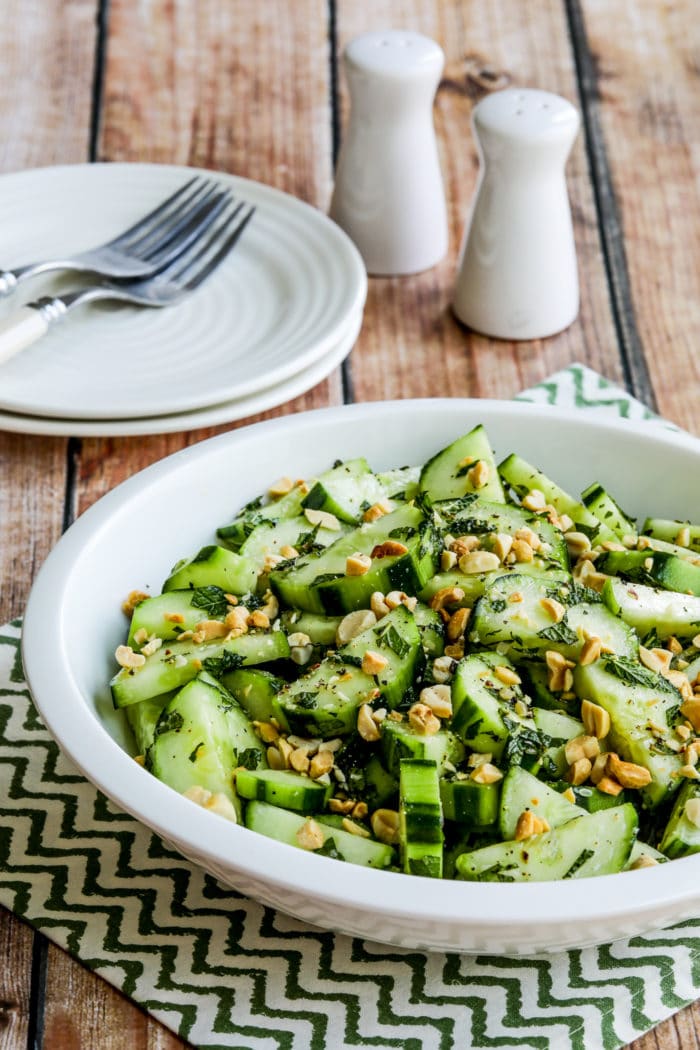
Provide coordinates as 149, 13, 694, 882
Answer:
330, 30, 448, 276
453, 88, 581, 340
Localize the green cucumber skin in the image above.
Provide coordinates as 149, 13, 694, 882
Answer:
111, 629, 290, 708
597, 549, 700, 597
659, 780, 700, 859
573, 659, 684, 808
440, 778, 500, 827
642, 517, 700, 553
581, 483, 637, 540
450, 651, 536, 758
498, 454, 616, 542
221, 667, 285, 722
127, 589, 225, 647
163, 545, 258, 595
434, 496, 568, 569
125, 694, 173, 754
399, 759, 444, 878
147, 674, 264, 819
235, 768, 331, 814
419, 424, 506, 504
245, 801, 395, 869
302, 457, 386, 523
455, 804, 638, 882
602, 577, 700, 639
275, 605, 421, 738
499, 766, 586, 840
381, 721, 464, 778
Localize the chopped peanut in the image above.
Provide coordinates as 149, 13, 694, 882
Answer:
345, 552, 372, 576
336, 609, 377, 645
470, 763, 503, 785
304, 507, 342, 530
408, 702, 441, 735
357, 703, 381, 742
363, 500, 392, 523
115, 645, 146, 670
447, 607, 470, 641
458, 550, 501, 574
540, 597, 565, 622
419, 684, 452, 719
581, 699, 611, 739
309, 751, 334, 779
429, 586, 465, 611
606, 753, 652, 789
371, 808, 400, 844
370, 540, 408, 558
362, 650, 389, 676
579, 635, 603, 666
122, 590, 149, 616
296, 818, 325, 850
514, 810, 550, 840
566, 758, 592, 785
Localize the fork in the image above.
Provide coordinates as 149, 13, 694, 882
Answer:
0, 175, 231, 297
0, 201, 255, 366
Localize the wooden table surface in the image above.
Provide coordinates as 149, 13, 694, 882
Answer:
1, 0, 699, 1046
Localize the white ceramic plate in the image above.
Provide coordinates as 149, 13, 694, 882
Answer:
22, 401, 700, 954
0, 164, 366, 420
0, 308, 361, 437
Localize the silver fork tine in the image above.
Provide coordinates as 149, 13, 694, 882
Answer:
124, 183, 225, 259
184, 205, 256, 290
106, 176, 206, 249
124, 181, 218, 255
141, 190, 234, 271
160, 202, 254, 291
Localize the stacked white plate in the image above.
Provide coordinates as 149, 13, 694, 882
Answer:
0, 164, 367, 436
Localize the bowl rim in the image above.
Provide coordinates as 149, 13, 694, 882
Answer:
22, 398, 700, 938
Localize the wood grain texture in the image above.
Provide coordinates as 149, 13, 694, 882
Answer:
0, 2, 99, 1046
580, 0, 700, 433
335, 0, 624, 407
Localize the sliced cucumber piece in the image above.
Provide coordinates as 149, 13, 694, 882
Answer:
399, 759, 444, 878
419, 566, 570, 608
414, 602, 445, 658
270, 503, 438, 615
245, 801, 395, 868
559, 782, 631, 814
377, 464, 421, 501
597, 549, 700, 597
238, 514, 347, 573
163, 545, 257, 595
221, 667, 285, 722
274, 605, 421, 737
659, 779, 700, 858
451, 651, 537, 758
468, 573, 636, 660
434, 496, 568, 569
581, 483, 637, 540
419, 424, 506, 503
147, 673, 264, 818
381, 720, 464, 777
280, 609, 342, 647
498, 454, 615, 542
499, 766, 585, 839
125, 694, 173, 754
642, 517, 700, 553
455, 804, 638, 882
574, 657, 685, 807
217, 484, 308, 550
440, 777, 500, 827
127, 587, 229, 646
302, 458, 386, 523
235, 768, 331, 814
602, 576, 700, 639
111, 628, 290, 708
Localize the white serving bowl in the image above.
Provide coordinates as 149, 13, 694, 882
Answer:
23, 400, 700, 954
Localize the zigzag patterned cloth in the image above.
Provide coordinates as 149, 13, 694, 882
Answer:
2, 363, 699, 1049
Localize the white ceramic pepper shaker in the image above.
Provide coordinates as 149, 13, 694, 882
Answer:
453, 87, 581, 340
330, 30, 448, 276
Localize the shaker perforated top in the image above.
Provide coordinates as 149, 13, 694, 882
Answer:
344, 30, 444, 81
473, 87, 580, 143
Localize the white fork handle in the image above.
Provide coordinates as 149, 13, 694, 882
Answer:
0, 307, 49, 366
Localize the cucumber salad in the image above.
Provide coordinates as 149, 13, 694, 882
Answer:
111, 424, 700, 882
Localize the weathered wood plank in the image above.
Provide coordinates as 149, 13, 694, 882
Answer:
335, 0, 624, 405
577, 0, 700, 433
42, 1, 336, 1046
0, 2, 99, 1047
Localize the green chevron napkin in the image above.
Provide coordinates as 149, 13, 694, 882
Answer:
1, 363, 699, 1050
